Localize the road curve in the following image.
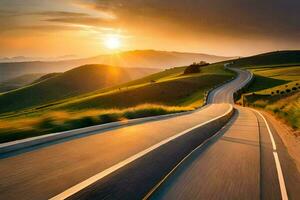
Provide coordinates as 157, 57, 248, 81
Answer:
207, 67, 252, 104
0, 66, 252, 200
149, 68, 300, 200
0, 65, 248, 199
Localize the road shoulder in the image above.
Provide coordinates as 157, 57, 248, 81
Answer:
261, 110, 300, 173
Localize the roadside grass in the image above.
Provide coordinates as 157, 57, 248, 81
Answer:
0, 104, 193, 143
0, 63, 234, 119
0, 63, 235, 143
0, 64, 157, 114
239, 65, 300, 130
244, 93, 300, 130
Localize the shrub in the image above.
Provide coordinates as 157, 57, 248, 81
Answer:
276, 90, 280, 94
64, 116, 98, 129
98, 113, 121, 123
124, 107, 169, 119
292, 87, 297, 91
271, 92, 274, 95
37, 117, 57, 130
184, 64, 201, 74
183, 61, 209, 74
286, 89, 291, 93
280, 91, 285, 94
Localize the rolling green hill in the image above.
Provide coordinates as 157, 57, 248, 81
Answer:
0, 64, 157, 114
238, 64, 300, 130
231, 50, 300, 68
32, 73, 62, 84
0, 63, 235, 142
0, 73, 45, 93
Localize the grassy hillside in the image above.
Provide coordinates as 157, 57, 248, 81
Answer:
0, 63, 235, 142
0, 65, 157, 114
238, 65, 300, 129
0, 73, 45, 93
232, 51, 300, 130
32, 73, 62, 84
231, 50, 300, 68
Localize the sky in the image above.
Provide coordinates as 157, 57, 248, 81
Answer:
0, 0, 299, 58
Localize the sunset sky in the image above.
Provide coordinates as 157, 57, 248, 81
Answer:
1, 0, 300, 58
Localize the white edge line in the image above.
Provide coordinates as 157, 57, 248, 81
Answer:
273, 152, 289, 200
50, 104, 233, 200
143, 115, 231, 200
252, 109, 288, 200
252, 109, 277, 150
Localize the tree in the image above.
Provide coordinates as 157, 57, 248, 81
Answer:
183, 61, 209, 74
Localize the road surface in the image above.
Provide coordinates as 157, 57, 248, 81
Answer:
149, 68, 300, 200
0, 67, 299, 200
0, 66, 245, 200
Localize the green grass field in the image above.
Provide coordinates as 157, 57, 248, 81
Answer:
239, 65, 300, 129
231, 51, 300, 130
230, 50, 300, 68
0, 64, 157, 115
0, 63, 235, 143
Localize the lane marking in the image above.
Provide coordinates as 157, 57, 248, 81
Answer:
50, 105, 233, 200
143, 115, 233, 200
273, 152, 289, 200
253, 110, 277, 150
252, 109, 288, 200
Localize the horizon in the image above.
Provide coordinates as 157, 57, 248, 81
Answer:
1, 48, 299, 63
1, 0, 300, 58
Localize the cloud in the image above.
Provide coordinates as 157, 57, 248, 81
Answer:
28, 11, 90, 18
45, 16, 117, 27
80, 0, 300, 40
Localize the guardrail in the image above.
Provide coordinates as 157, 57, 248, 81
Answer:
0, 65, 242, 155
0, 110, 198, 154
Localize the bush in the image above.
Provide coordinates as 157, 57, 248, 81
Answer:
276, 90, 280, 94
37, 117, 57, 130
64, 116, 99, 129
98, 113, 121, 123
183, 61, 209, 74
286, 89, 291, 93
124, 107, 169, 119
280, 91, 285, 94
292, 87, 297, 91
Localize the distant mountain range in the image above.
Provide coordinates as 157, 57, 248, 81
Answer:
0, 55, 78, 63
0, 50, 234, 82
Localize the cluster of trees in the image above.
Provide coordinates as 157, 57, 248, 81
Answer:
183, 61, 209, 75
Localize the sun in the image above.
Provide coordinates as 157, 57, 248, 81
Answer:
104, 35, 121, 50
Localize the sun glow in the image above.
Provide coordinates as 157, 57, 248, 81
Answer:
104, 35, 121, 50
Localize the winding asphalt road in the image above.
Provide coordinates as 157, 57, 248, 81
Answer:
0, 66, 299, 200
149, 68, 300, 200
